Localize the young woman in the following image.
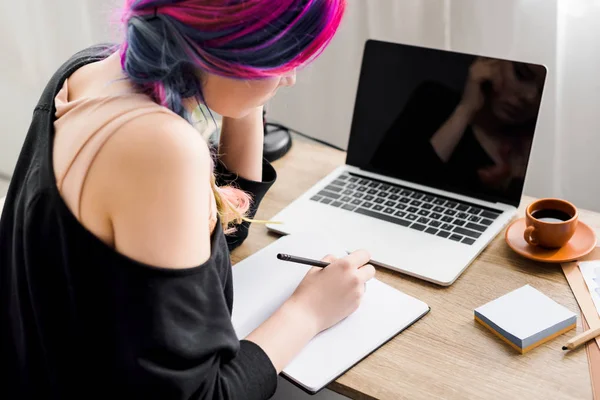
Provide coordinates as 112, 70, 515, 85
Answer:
0, 1, 375, 398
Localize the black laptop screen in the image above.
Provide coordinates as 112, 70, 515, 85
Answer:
346, 40, 547, 207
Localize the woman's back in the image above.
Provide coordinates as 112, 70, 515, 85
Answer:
0, 46, 277, 399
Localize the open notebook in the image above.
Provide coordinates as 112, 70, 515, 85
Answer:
231, 234, 429, 394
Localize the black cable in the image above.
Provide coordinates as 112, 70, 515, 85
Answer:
265, 121, 345, 152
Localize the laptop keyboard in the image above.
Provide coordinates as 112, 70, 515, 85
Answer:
310, 173, 502, 246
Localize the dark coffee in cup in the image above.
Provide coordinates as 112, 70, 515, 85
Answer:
531, 209, 573, 223
524, 199, 578, 249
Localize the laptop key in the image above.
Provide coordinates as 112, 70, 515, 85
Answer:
331, 201, 343, 207
410, 223, 427, 232
437, 231, 451, 239
445, 201, 458, 209
454, 220, 466, 227
433, 199, 445, 205
341, 196, 352, 203
425, 227, 438, 235
469, 216, 482, 223
374, 198, 385, 204
364, 195, 375, 201
467, 222, 487, 232
325, 185, 343, 193
348, 184, 358, 190
406, 214, 418, 221
430, 212, 442, 220
429, 220, 442, 228
411, 193, 424, 200
456, 204, 469, 212
422, 203, 434, 210
400, 197, 411, 204
337, 175, 349, 180
348, 177, 358, 183
342, 204, 356, 211
395, 211, 407, 218
450, 234, 463, 242
355, 208, 411, 227
359, 179, 370, 185
373, 204, 384, 211
389, 194, 400, 201
396, 204, 407, 210
433, 206, 445, 213
454, 226, 481, 239
418, 217, 430, 224
368, 182, 379, 188
321, 198, 332, 205
442, 223, 454, 231
357, 186, 368, 192
385, 201, 396, 207
332, 179, 347, 187
444, 209, 457, 216
342, 189, 353, 195
400, 190, 413, 196
481, 210, 500, 220
408, 207, 419, 213
389, 188, 401, 194
441, 216, 454, 223
378, 191, 389, 198
410, 200, 422, 207
481, 218, 493, 226
311, 195, 323, 202
457, 212, 470, 220
423, 195, 435, 203
351, 199, 363, 206
379, 184, 390, 190
418, 210, 430, 216
384, 207, 395, 215
352, 192, 364, 199
362, 202, 374, 209
467, 207, 482, 215
462, 238, 476, 245
367, 189, 378, 195
318, 190, 341, 199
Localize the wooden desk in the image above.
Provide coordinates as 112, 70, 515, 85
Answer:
231, 135, 595, 400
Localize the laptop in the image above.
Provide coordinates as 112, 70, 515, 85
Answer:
267, 40, 547, 286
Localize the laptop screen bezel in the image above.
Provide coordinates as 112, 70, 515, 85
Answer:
345, 39, 547, 208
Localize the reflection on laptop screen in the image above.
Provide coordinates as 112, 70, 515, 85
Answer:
346, 40, 547, 206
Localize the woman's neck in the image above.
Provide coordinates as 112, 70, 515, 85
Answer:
68, 51, 135, 101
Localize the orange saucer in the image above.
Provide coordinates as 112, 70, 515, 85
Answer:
505, 218, 597, 263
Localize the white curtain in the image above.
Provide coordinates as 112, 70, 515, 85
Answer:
556, 0, 600, 211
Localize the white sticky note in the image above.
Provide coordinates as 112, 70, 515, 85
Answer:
475, 285, 576, 349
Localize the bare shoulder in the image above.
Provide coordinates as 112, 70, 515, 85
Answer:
95, 112, 214, 269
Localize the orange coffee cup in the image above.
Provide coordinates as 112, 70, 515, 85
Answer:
524, 198, 578, 249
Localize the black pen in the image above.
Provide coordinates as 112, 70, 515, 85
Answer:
276, 253, 330, 268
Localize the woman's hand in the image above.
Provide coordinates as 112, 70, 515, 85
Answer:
245, 250, 375, 373
289, 250, 376, 333
460, 58, 503, 117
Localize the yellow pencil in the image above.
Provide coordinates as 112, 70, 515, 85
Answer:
562, 326, 600, 351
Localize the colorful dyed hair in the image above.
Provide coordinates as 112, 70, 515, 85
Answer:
119, 0, 345, 232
